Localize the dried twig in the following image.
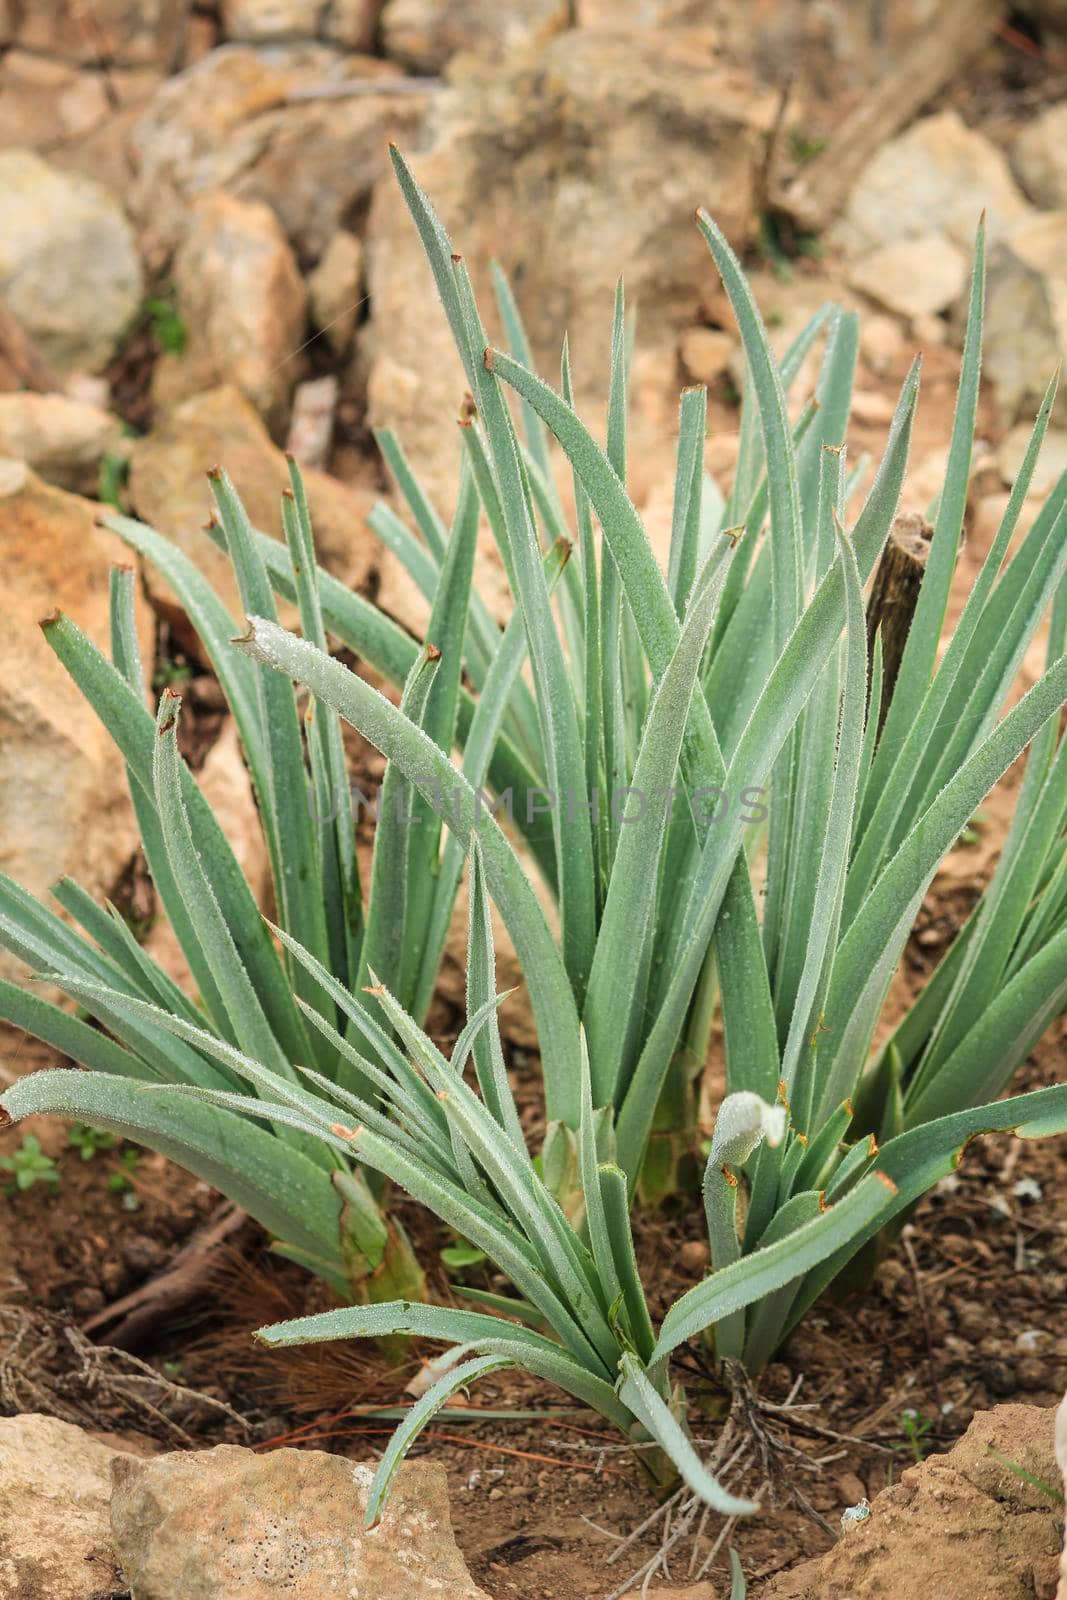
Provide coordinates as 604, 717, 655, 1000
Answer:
81, 1201, 253, 1351
0, 1305, 249, 1444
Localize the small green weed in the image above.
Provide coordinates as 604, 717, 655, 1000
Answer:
67, 1123, 117, 1161
0, 1135, 59, 1195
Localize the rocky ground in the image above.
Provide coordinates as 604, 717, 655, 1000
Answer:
1, 1, 1066, 1597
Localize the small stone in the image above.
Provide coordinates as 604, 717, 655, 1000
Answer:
0, 1414, 132, 1598
678, 1239, 710, 1273
110, 1446, 491, 1598
1011, 102, 1067, 211
0, 392, 124, 493
152, 191, 307, 435
286, 374, 338, 470
0, 149, 143, 373
835, 1471, 867, 1504
848, 232, 968, 320
222, 0, 323, 37
849, 389, 898, 426
307, 229, 364, 356
998, 422, 1067, 496
985, 216, 1067, 427
911, 312, 948, 348
859, 311, 908, 375
679, 326, 734, 384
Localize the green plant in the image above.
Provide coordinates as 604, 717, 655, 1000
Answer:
896, 1408, 934, 1464
0, 445, 495, 1304
67, 1122, 116, 1160
240, 154, 1064, 1490
1, 149, 1065, 1522
0, 1135, 59, 1195
985, 1444, 1065, 1504
145, 292, 187, 356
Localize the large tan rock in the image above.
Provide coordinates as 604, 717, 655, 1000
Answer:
762, 1404, 1062, 1600
0, 393, 124, 494
362, 27, 773, 506
126, 386, 378, 629
985, 213, 1067, 429
1012, 103, 1067, 212
839, 110, 1031, 260
0, 150, 143, 373
0, 463, 154, 982
152, 192, 307, 435
129, 46, 423, 263
110, 1447, 490, 1599
0, 1413, 132, 1598
381, 0, 567, 71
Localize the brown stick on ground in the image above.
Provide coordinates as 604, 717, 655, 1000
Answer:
866, 510, 932, 730
770, 0, 1004, 235
0, 301, 62, 393
81, 1202, 253, 1352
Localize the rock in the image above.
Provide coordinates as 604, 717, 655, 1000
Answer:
985, 213, 1067, 428
126, 385, 377, 629
5, 0, 187, 66
0, 150, 143, 374
996, 422, 1067, 499
110, 1447, 491, 1599
0, 54, 165, 195
363, 28, 773, 506
381, 0, 568, 72
0, 393, 124, 493
679, 326, 735, 385
129, 46, 423, 263
859, 312, 908, 377
307, 229, 364, 356
848, 232, 968, 320
0, 466, 154, 983
678, 1239, 710, 1273
840, 110, 1031, 260
1012, 103, 1067, 211
763, 1403, 1062, 1600
286, 374, 338, 469
223, 0, 376, 45
0, 1411, 131, 1598
152, 192, 307, 434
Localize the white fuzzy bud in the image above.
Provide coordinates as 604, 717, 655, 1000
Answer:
710, 1092, 787, 1170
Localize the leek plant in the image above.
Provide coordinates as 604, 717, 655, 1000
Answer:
0, 458, 497, 1304
0, 147, 1065, 1516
